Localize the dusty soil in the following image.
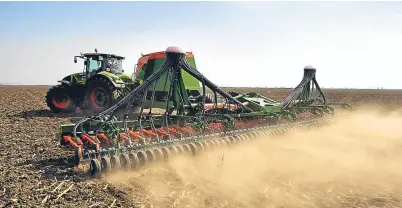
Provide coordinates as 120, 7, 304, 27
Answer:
0, 85, 402, 208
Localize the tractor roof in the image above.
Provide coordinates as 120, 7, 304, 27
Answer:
83, 53, 125, 60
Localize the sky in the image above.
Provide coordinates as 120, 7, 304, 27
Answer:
0, 1, 402, 89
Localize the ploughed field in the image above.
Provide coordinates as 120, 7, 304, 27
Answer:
1, 85, 402, 208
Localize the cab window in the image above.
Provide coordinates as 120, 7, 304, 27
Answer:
88, 58, 102, 72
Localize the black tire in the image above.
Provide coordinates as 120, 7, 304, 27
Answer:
45, 85, 77, 113
84, 76, 117, 113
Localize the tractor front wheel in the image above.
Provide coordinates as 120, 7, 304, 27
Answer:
45, 85, 77, 113
84, 77, 116, 113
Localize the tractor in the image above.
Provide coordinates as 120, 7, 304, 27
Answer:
46, 49, 206, 114
45, 49, 138, 113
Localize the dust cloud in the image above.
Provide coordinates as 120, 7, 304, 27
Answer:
105, 109, 402, 208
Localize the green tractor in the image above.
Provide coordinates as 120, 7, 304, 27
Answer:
46, 49, 205, 114
45, 49, 138, 113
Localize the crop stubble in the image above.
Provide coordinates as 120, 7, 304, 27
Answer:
0, 86, 402, 208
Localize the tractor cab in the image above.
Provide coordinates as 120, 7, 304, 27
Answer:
74, 49, 125, 79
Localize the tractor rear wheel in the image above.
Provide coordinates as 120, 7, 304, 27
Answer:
45, 85, 77, 113
84, 76, 117, 113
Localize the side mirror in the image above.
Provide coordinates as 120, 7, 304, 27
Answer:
84, 60, 87, 65
122, 70, 124, 72
74, 57, 77, 63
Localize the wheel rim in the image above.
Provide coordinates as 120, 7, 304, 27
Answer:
90, 87, 108, 109
51, 93, 70, 109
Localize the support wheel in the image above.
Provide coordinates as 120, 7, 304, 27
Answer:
45, 85, 76, 113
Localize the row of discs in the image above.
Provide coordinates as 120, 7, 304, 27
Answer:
88, 118, 329, 177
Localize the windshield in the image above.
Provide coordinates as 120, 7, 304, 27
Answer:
88, 58, 102, 73
105, 58, 123, 74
